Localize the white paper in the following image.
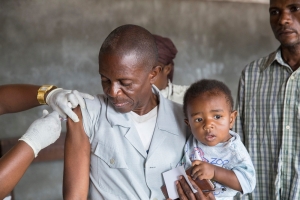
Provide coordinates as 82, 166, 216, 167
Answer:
162, 165, 197, 199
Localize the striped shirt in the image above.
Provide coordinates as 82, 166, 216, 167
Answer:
234, 48, 300, 200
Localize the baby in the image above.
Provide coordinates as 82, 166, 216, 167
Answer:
182, 79, 256, 199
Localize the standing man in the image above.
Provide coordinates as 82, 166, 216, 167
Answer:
63, 24, 214, 200
235, 0, 300, 199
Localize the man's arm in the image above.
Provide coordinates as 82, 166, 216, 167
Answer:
0, 84, 40, 115
63, 106, 90, 199
234, 72, 245, 142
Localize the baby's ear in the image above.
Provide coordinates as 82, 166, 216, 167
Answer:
229, 110, 238, 128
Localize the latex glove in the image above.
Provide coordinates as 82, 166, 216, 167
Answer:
19, 110, 61, 157
46, 88, 94, 122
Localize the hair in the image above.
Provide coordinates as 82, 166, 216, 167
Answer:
99, 24, 158, 71
152, 34, 178, 82
183, 79, 234, 117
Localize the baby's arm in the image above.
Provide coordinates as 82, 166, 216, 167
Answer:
191, 160, 242, 192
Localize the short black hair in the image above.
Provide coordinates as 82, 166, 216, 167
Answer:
99, 24, 158, 72
183, 79, 234, 117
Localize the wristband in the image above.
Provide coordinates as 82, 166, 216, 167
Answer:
37, 85, 57, 105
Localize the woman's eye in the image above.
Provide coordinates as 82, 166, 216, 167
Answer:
195, 118, 202, 122
214, 115, 221, 119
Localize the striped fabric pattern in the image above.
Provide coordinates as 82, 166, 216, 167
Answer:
234, 48, 300, 200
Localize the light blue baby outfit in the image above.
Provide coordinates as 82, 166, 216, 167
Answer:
183, 131, 256, 200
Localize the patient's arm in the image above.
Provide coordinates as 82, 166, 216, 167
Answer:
0, 84, 40, 115
63, 106, 90, 200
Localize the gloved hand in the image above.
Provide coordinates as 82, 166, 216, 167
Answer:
19, 110, 61, 157
46, 88, 94, 122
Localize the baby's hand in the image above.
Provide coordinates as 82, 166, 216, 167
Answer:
191, 160, 215, 180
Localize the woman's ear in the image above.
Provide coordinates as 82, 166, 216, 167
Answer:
149, 65, 162, 84
163, 63, 172, 75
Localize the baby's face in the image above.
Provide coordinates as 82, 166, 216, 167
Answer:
185, 92, 237, 146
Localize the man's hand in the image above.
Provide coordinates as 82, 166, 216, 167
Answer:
174, 176, 215, 200
191, 161, 215, 180
19, 110, 61, 157
46, 88, 94, 122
